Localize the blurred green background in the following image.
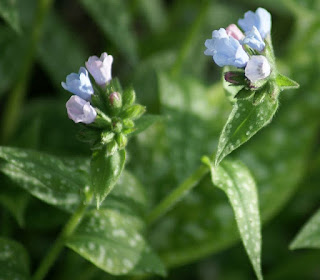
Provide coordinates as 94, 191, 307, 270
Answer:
1, 0, 320, 279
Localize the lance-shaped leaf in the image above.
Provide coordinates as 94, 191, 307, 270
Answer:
276, 73, 299, 90
67, 208, 165, 276
0, 237, 29, 280
215, 95, 278, 165
290, 208, 320, 250
209, 159, 263, 280
91, 148, 126, 208
0, 147, 87, 211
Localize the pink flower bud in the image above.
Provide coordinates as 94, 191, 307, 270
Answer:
109, 92, 122, 109
226, 24, 245, 41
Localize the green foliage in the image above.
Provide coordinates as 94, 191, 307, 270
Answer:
79, 0, 138, 64
290, 208, 320, 250
215, 96, 279, 165
91, 149, 126, 208
0, 1, 320, 279
67, 208, 165, 276
209, 159, 262, 280
0, 0, 20, 32
0, 237, 29, 280
0, 146, 87, 211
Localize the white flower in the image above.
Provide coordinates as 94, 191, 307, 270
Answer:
66, 95, 97, 124
245, 55, 271, 82
85, 52, 113, 86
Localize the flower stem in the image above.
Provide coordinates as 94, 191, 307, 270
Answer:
0, 0, 53, 144
146, 165, 209, 225
32, 192, 92, 280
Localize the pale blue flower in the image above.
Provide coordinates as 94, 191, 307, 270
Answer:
61, 67, 94, 101
66, 95, 97, 124
204, 28, 249, 68
242, 26, 265, 51
238, 8, 271, 39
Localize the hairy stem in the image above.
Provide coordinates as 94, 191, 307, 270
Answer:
146, 165, 209, 225
0, 0, 53, 144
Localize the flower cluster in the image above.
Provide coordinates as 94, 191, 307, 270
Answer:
62, 53, 113, 124
204, 7, 272, 85
61, 52, 145, 154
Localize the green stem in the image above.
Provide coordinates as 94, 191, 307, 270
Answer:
32, 193, 92, 280
170, 0, 209, 77
146, 165, 209, 225
0, 0, 53, 144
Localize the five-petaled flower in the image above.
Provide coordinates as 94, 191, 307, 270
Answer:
204, 28, 249, 68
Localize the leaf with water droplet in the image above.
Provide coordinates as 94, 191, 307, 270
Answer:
209, 159, 263, 280
0, 237, 29, 280
0, 147, 88, 212
215, 95, 278, 165
290, 208, 320, 250
67, 208, 165, 276
91, 148, 126, 208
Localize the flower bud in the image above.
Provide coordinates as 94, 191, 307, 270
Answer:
121, 104, 146, 120
115, 133, 127, 149
66, 95, 97, 124
224, 71, 246, 85
101, 131, 115, 144
122, 87, 136, 108
226, 24, 244, 40
85, 52, 113, 86
245, 55, 271, 83
109, 92, 122, 108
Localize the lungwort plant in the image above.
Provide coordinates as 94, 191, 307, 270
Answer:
1, 1, 320, 280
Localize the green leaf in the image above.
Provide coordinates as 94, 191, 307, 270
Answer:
0, 175, 30, 227
0, 0, 20, 32
0, 26, 25, 96
158, 73, 230, 181
130, 114, 164, 136
0, 146, 87, 211
39, 13, 89, 88
0, 237, 29, 280
79, 0, 138, 63
209, 159, 262, 280
235, 87, 254, 100
276, 73, 300, 90
67, 208, 165, 276
129, 244, 166, 276
290, 208, 320, 250
215, 95, 279, 165
91, 148, 126, 208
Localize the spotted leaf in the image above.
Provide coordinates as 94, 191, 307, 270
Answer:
290, 208, 320, 250
0, 237, 29, 280
90, 148, 126, 208
0, 146, 88, 212
67, 208, 165, 276
215, 95, 278, 165
209, 159, 263, 280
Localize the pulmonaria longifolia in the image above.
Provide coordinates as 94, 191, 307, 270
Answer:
205, 7, 273, 87
61, 52, 145, 154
